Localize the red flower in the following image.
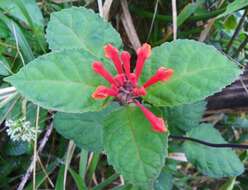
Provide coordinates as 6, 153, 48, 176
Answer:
91, 43, 173, 132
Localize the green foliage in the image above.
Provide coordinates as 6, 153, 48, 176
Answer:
0, 13, 34, 62
4, 141, 29, 156
46, 7, 122, 57
154, 167, 173, 190
141, 40, 241, 107
103, 106, 168, 189
0, 55, 11, 76
164, 101, 206, 132
177, 3, 198, 27
218, 0, 248, 18
5, 50, 111, 113
0, 0, 44, 29
54, 111, 104, 152
183, 124, 244, 178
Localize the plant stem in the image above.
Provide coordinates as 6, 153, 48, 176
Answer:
226, 9, 248, 53
17, 113, 54, 190
169, 135, 248, 149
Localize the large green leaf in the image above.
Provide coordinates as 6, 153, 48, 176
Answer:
5, 49, 111, 113
164, 101, 206, 132
46, 7, 122, 57
141, 40, 241, 107
103, 106, 168, 189
183, 124, 244, 178
54, 111, 104, 152
218, 0, 248, 18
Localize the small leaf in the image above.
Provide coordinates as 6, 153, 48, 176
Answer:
103, 106, 168, 189
141, 39, 241, 107
218, 0, 248, 18
183, 124, 244, 178
5, 49, 111, 113
164, 101, 206, 132
54, 111, 104, 152
177, 3, 198, 27
4, 141, 29, 156
46, 7, 122, 57
154, 167, 173, 190
0, 13, 34, 62
0, 56, 11, 76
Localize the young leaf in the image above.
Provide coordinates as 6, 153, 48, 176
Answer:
5, 49, 112, 113
103, 106, 168, 189
54, 111, 104, 152
46, 7, 122, 57
217, 0, 248, 18
141, 40, 241, 107
183, 124, 244, 178
164, 101, 206, 132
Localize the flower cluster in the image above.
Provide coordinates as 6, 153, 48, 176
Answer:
5, 117, 40, 142
92, 43, 173, 132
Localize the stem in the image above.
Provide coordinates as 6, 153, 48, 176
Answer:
171, 0, 177, 41
226, 9, 248, 53
17, 112, 54, 190
169, 135, 248, 149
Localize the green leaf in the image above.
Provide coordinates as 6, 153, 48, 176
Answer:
141, 40, 241, 107
218, 0, 248, 18
54, 111, 104, 152
224, 15, 237, 30
177, 3, 198, 27
0, 13, 34, 62
5, 49, 111, 113
164, 101, 206, 132
4, 141, 29, 156
103, 106, 168, 189
69, 167, 87, 190
0, 0, 44, 29
154, 167, 173, 190
0, 56, 11, 76
46, 7, 122, 57
55, 166, 65, 190
183, 124, 244, 178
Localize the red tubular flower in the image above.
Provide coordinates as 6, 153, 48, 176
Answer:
92, 85, 117, 99
143, 67, 174, 88
135, 102, 167, 132
133, 87, 147, 96
135, 43, 151, 79
121, 51, 131, 78
92, 61, 115, 85
104, 44, 123, 74
91, 43, 173, 133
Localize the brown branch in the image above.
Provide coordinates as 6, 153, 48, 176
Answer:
120, 0, 141, 50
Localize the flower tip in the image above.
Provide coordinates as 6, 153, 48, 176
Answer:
121, 51, 131, 60
152, 118, 167, 133
92, 61, 103, 70
91, 86, 109, 99
137, 43, 152, 59
157, 67, 174, 81
104, 44, 118, 59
